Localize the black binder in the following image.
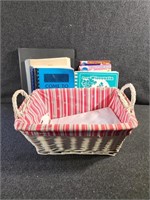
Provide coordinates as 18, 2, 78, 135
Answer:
18, 48, 75, 93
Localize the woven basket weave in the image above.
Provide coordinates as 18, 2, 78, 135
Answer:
12, 83, 138, 156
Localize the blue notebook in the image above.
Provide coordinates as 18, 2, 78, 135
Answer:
32, 68, 75, 89
75, 71, 119, 88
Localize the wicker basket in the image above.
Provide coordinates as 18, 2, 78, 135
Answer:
12, 83, 138, 156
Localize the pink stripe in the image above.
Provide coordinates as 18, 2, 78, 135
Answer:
67, 89, 71, 116
55, 89, 60, 118
90, 88, 94, 111
84, 88, 87, 112
96, 88, 100, 109
70, 89, 74, 115
47, 90, 52, 118
74, 88, 77, 114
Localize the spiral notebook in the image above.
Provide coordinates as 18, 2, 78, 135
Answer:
25, 57, 72, 93
18, 48, 75, 93
74, 71, 119, 88
31, 67, 75, 89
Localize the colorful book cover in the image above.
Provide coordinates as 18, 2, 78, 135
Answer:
75, 71, 119, 88
79, 65, 111, 71
35, 68, 75, 89
80, 60, 111, 66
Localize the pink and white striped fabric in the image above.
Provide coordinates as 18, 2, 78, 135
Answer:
14, 87, 138, 137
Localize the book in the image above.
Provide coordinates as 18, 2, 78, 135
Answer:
30, 67, 36, 91
32, 67, 75, 89
18, 48, 75, 93
26, 57, 71, 67
79, 60, 112, 71
80, 60, 111, 66
78, 65, 111, 71
74, 71, 119, 88
25, 57, 71, 93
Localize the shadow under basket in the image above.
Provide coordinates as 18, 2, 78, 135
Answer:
12, 83, 138, 156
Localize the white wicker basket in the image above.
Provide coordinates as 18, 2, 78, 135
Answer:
12, 83, 138, 156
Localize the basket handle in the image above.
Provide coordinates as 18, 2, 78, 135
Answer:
119, 83, 136, 112
12, 89, 29, 118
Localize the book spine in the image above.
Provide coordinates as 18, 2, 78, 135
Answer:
30, 67, 35, 92
34, 68, 40, 89
80, 60, 111, 65
74, 72, 78, 88
79, 65, 111, 71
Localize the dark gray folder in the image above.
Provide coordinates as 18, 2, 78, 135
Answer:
18, 48, 75, 93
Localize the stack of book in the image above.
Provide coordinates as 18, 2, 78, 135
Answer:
75, 60, 119, 88
24, 57, 119, 93
25, 57, 74, 94
79, 60, 111, 71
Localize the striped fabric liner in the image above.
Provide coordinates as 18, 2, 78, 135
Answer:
14, 87, 138, 137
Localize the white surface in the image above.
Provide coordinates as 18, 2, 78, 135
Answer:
49, 107, 120, 124
40, 113, 51, 124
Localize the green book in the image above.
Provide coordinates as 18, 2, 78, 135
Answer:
75, 71, 119, 88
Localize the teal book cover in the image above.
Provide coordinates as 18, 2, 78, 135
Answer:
75, 71, 119, 88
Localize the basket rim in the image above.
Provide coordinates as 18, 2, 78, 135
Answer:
15, 119, 138, 132
13, 87, 138, 132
